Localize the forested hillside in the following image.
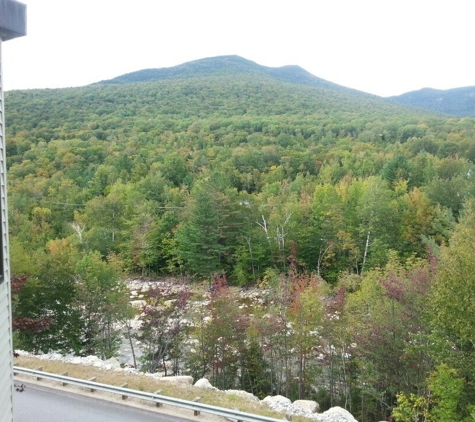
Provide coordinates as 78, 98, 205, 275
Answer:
389, 85, 475, 117
7, 57, 475, 421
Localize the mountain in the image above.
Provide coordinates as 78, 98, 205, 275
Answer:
97, 55, 367, 95
99, 56, 475, 117
389, 86, 475, 117
7, 55, 431, 145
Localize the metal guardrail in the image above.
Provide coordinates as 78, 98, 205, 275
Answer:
13, 366, 287, 422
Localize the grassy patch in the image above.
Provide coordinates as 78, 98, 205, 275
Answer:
14, 355, 297, 420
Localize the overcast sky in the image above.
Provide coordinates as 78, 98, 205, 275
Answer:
2, 0, 474, 97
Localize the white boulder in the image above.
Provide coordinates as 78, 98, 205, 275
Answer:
194, 378, 217, 390
262, 395, 292, 406
318, 406, 358, 422
294, 399, 319, 413
225, 390, 259, 402
104, 357, 121, 369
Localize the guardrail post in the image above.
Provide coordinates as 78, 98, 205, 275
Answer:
88, 377, 96, 392
61, 372, 68, 386
285, 413, 293, 421
193, 397, 201, 416
120, 383, 128, 400
35, 367, 42, 381
233, 408, 243, 422
154, 389, 163, 407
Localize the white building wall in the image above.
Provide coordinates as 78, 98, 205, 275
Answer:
0, 40, 13, 422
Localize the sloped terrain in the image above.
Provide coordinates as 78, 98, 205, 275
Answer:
96, 55, 366, 96
389, 86, 475, 117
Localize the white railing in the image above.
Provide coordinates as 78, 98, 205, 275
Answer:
13, 366, 287, 422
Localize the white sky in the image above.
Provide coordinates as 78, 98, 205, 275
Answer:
2, 0, 474, 97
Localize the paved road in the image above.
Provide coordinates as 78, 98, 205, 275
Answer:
13, 382, 195, 422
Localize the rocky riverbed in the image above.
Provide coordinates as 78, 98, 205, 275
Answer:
16, 278, 360, 421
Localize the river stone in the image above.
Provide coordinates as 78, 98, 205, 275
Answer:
130, 300, 146, 308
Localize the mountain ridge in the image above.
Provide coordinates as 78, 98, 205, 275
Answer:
96, 55, 475, 117
389, 86, 475, 117
96, 54, 372, 96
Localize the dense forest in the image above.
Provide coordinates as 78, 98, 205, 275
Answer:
390, 85, 475, 117
7, 56, 475, 421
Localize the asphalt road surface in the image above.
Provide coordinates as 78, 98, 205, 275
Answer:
13, 382, 195, 422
